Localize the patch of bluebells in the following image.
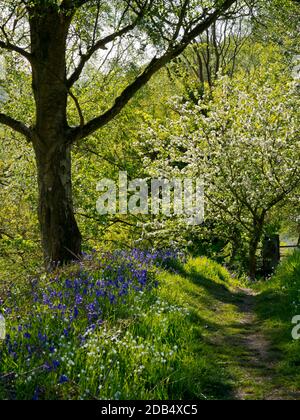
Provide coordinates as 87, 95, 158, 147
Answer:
117, 249, 185, 270
0, 249, 183, 395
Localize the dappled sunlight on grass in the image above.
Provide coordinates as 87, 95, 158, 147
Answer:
1, 253, 299, 400
255, 251, 300, 393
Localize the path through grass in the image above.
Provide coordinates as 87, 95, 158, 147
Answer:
160, 258, 300, 400
1, 254, 299, 400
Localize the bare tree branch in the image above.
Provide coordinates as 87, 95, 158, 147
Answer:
0, 113, 32, 141
67, 1, 153, 87
68, 89, 85, 128
69, 0, 237, 142
0, 39, 32, 62
0, 8, 32, 62
67, 22, 138, 88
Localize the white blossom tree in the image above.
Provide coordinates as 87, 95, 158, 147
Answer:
140, 58, 300, 278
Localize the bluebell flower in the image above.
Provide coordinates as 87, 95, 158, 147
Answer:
52, 360, 60, 370
63, 328, 70, 337
75, 294, 83, 305
32, 387, 40, 400
65, 279, 73, 289
59, 375, 69, 384
109, 294, 116, 304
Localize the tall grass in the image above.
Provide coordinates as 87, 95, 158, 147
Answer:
0, 251, 236, 400
256, 251, 300, 390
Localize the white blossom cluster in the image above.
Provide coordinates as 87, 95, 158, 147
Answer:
137, 67, 300, 247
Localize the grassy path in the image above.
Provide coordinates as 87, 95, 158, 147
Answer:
2, 256, 298, 400
228, 288, 300, 400
204, 286, 300, 400
160, 258, 300, 400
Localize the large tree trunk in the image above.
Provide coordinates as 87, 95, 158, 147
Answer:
29, 6, 82, 265
34, 142, 82, 265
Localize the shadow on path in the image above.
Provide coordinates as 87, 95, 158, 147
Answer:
179, 263, 300, 400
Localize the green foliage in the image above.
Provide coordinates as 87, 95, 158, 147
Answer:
1, 0, 299, 271
0, 0, 299, 401
0, 127, 40, 280
71, 68, 177, 250
0, 255, 241, 400
137, 44, 300, 275
256, 251, 300, 390
254, 0, 300, 58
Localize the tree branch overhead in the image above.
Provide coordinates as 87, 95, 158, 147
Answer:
0, 113, 32, 141
70, 0, 237, 142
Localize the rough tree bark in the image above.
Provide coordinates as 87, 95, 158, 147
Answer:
30, 7, 82, 264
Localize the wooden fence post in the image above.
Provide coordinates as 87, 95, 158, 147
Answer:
263, 235, 280, 279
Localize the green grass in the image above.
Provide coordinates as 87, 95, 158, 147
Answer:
1, 253, 299, 400
0, 256, 245, 400
155, 257, 243, 400
254, 251, 300, 392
